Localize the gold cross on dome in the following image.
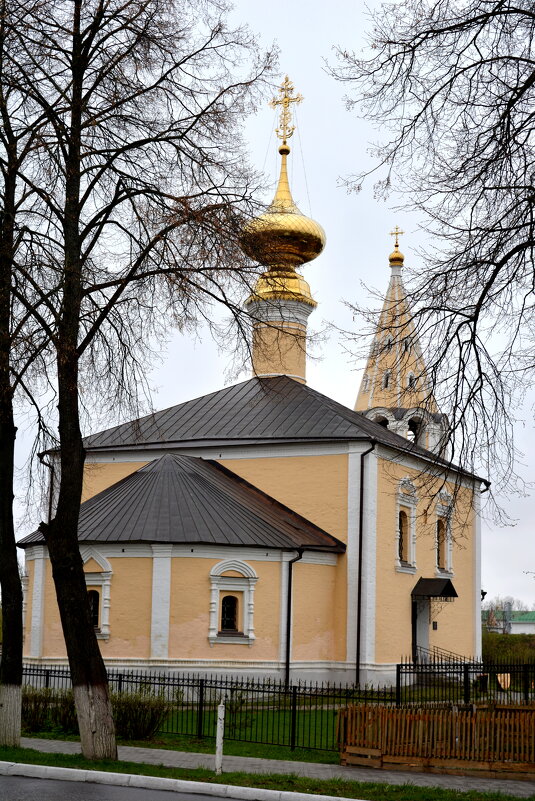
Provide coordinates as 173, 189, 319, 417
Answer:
389, 225, 405, 247
269, 76, 303, 143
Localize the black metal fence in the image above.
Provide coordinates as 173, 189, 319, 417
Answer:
397, 657, 535, 706
22, 665, 394, 752
22, 659, 535, 753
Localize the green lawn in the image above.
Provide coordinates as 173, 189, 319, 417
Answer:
164, 704, 340, 752
1, 745, 533, 801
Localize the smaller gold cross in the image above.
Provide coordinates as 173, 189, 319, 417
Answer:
389, 225, 405, 247
269, 76, 303, 143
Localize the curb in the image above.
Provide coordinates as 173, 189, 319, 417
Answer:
0, 761, 365, 801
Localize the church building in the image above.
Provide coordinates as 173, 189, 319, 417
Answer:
19, 79, 485, 685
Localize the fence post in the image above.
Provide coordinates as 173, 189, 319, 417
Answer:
197, 678, 205, 739
290, 686, 297, 751
117, 673, 123, 693
395, 664, 401, 707
45, 669, 50, 689
523, 664, 530, 704
463, 664, 470, 705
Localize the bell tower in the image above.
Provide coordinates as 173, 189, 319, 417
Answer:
355, 229, 448, 455
241, 77, 325, 384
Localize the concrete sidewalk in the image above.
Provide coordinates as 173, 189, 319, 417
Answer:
18, 737, 535, 797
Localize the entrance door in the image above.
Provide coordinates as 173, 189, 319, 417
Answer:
411, 599, 430, 661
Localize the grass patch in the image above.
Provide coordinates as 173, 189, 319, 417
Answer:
1, 745, 533, 801
121, 731, 338, 764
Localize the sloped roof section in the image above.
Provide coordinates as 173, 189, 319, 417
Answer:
82, 374, 440, 459
19, 454, 345, 552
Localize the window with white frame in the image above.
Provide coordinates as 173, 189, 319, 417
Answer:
87, 589, 100, 629
209, 560, 258, 646
435, 490, 453, 574
396, 477, 417, 571
81, 546, 112, 640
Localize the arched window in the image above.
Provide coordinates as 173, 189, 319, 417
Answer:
221, 595, 238, 632
374, 415, 389, 428
362, 374, 369, 392
384, 336, 393, 352
398, 511, 409, 563
436, 519, 447, 571
87, 590, 100, 630
407, 373, 416, 390
403, 338, 411, 354
209, 560, 258, 645
382, 370, 391, 389
407, 416, 423, 444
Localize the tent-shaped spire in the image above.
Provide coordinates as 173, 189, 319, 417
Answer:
354, 231, 447, 454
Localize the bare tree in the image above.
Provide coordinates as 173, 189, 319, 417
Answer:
5, 0, 273, 759
330, 0, 535, 502
0, 0, 49, 746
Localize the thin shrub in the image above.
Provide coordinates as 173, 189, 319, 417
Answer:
50, 689, 78, 734
112, 689, 171, 740
22, 686, 52, 732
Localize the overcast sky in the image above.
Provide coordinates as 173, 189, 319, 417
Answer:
14, 0, 535, 606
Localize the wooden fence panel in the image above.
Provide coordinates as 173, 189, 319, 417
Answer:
338, 705, 535, 769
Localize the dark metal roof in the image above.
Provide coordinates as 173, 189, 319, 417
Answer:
18, 454, 346, 552
411, 578, 458, 599
81, 376, 469, 475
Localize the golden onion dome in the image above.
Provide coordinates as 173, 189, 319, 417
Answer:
389, 242, 405, 267
251, 269, 317, 308
241, 144, 326, 271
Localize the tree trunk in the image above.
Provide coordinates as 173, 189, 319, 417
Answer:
0, 111, 22, 746
39, 0, 116, 758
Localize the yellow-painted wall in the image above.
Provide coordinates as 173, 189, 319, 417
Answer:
101, 558, 152, 659
252, 322, 307, 383
293, 563, 341, 661
42, 560, 64, 656
82, 461, 147, 501
168, 558, 281, 660
219, 455, 348, 542
219, 454, 349, 663
374, 458, 475, 662
23, 559, 34, 650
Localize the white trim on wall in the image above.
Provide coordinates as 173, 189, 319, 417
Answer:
360, 450, 378, 669
279, 560, 289, 664
29, 546, 46, 658
474, 488, 482, 659
84, 441, 354, 464
150, 545, 173, 659
346, 447, 361, 664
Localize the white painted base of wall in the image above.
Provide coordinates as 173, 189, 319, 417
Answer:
23, 658, 400, 687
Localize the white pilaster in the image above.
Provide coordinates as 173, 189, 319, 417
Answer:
279, 559, 289, 664
150, 545, 173, 660
29, 546, 46, 658
346, 448, 361, 664
360, 451, 378, 667
474, 487, 482, 659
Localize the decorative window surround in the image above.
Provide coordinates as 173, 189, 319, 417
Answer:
396, 477, 417, 572
209, 560, 258, 646
435, 491, 453, 575
80, 546, 112, 640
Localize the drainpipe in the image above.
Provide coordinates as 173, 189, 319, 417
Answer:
38, 452, 55, 524
356, 440, 376, 686
285, 548, 303, 687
